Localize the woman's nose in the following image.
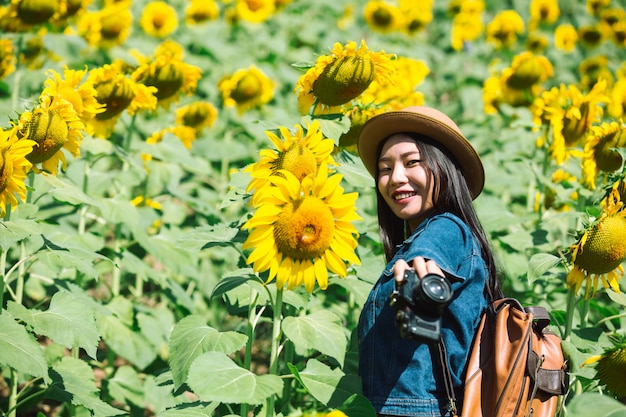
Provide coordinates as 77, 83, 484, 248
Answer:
390, 165, 407, 184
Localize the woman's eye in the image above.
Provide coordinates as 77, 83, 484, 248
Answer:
407, 159, 422, 167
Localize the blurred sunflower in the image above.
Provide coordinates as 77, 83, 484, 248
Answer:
76, 3, 132, 49
131, 39, 202, 110
579, 55, 613, 90
554, 23, 579, 52
140, 1, 178, 38
399, 0, 432, 34
529, 0, 559, 29
87, 60, 158, 139
363, 0, 403, 34
0, 127, 36, 216
175, 101, 218, 136
0, 39, 16, 80
582, 121, 625, 188
185, 0, 219, 25
450, 2, 485, 51
525, 31, 550, 53
9, 0, 60, 26
218, 65, 274, 114
567, 188, 626, 298
503, 51, 553, 90
583, 335, 626, 398
242, 163, 361, 293
485, 9, 525, 49
41, 67, 105, 124
17, 94, 84, 175
534, 79, 610, 164
586, 0, 610, 16
146, 125, 196, 149
578, 24, 605, 48
245, 120, 336, 204
337, 105, 379, 151
228, 0, 275, 24
294, 40, 395, 114
608, 78, 626, 118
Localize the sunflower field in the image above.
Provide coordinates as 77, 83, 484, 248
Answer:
1, 0, 626, 416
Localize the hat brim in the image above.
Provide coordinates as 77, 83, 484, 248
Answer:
357, 110, 485, 199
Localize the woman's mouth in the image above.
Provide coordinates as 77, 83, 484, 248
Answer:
393, 191, 416, 201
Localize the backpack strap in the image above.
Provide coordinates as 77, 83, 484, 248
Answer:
435, 338, 459, 417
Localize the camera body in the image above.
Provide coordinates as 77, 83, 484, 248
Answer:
389, 269, 453, 344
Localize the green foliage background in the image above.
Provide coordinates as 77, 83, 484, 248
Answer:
1, 0, 626, 416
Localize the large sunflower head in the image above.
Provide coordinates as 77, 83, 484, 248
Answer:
0, 127, 36, 216
17, 94, 84, 175
567, 188, 626, 298
242, 163, 361, 293
131, 39, 202, 110
245, 120, 336, 204
218, 65, 274, 114
294, 40, 395, 114
583, 335, 626, 397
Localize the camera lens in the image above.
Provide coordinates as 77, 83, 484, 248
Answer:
418, 274, 452, 305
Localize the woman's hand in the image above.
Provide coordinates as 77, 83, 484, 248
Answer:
393, 257, 445, 284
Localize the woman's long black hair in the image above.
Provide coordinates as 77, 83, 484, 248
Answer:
375, 133, 504, 302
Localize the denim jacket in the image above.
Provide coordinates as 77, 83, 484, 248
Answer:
358, 212, 488, 417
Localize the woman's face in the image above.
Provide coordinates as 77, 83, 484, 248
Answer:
377, 134, 435, 231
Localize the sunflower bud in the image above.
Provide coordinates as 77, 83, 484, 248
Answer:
312, 55, 375, 106
16, 0, 58, 25
20, 109, 69, 164
94, 79, 135, 120
574, 215, 626, 274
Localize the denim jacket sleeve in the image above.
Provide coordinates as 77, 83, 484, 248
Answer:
358, 212, 488, 417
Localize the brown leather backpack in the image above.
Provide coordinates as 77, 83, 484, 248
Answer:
437, 298, 569, 417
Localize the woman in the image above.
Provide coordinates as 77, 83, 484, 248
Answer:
356, 106, 504, 417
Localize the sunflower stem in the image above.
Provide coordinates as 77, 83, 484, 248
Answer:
266, 287, 284, 417
241, 287, 259, 417
564, 286, 578, 340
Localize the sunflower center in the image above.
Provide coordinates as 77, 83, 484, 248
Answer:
16, 0, 58, 25
597, 348, 626, 396
101, 14, 124, 40
575, 216, 626, 274
274, 197, 335, 260
594, 140, 623, 172
274, 144, 317, 181
230, 73, 262, 104
312, 55, 375, 106
141, 62, 184, 100
22, 110, 69, 164
506, 57, 544, 89
94, 79, 135, 120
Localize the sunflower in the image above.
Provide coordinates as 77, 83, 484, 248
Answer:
185, 0, 219, 25
218, 65, 274, 114
485, 10, 525, 49
175, 101, 218, 136
583, 336, 626, 397
0, 39, 16, 80
294, 40, 395, 115
503, 51, 553, 90
86, 60, 158, 139
581, 121, 625, 188
41, 67, 105, 124
76, 3, 132, 49
579, 55, 613, 90
535, 80, 610, 165
231, 0, 275, 24
146, 125, 196, 149
579, 24, 605, 48
608, 78, 626, 118
17, 94, 85, 175
131, 39, 202, 110
363, 0, 403, 34
567, 188, 626, 298
554, 23, 578, 52
242, 163, 361, 293
11, 0, 60, 26
529, 0, 559, 28
399, 0, 432, 34
140, 1, 178, 38
245, 120, 336, 205
450, 6, 485, 51
0, 127, 36, 216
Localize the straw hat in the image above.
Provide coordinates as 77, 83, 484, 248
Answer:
357, 106, 485, 199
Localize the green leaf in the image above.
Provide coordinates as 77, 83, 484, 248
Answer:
0, 312, 49, 382
38, 237, 113, 279
157, 403, 219, 417
40, 174, 98, 206
606, 289, 626, 307
282, 310, 348, 365
169, 315, 248, 389
566, 392, 626, 417
527, 253, 563, 283
187, 352, 283, 405
176, 224, 240, 251
337, 393, 376, 417
0, 218, 41, 250
107, 365, 145, 407
48, 357, 125, 416
210, 270, 257, 300
7, 291, 100, 359
288, 359, 362, 408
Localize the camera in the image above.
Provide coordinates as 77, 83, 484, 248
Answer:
389, 269, 453, 344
